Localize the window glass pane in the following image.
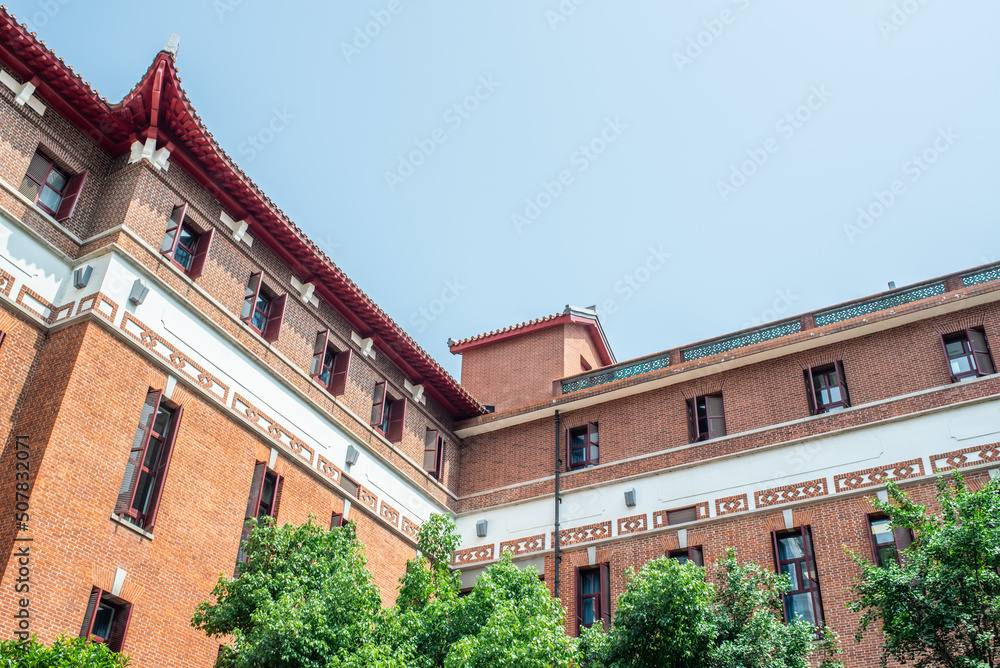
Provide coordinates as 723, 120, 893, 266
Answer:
945, 340, 966, 357
571, 447, 585, 464
571, 431, 585, 448
590, 444, 599, 461
423, 448, 437, 470
92, 603, 115, 641
319, 367, 332, 385
698, 415, 709, 437
876, 544, 898, 568
45, 168, 67, 190
174, 246, 193, 270
142, 437, 163, 469
696, 397, 708, 418
828, 386, 842, 403
252, 309, 267, 331
582, 571, 600, 594
814, 372, 829, 389
709, 418, 725, 437
975, 352, 996, 375
870, 518, 894, 545
152, 407, 171, 437
38, 185, 62, 211
706, 396, 723, 416
670, 550, 690, 564
782, 562, 800, 589
178, 227, 197, 249
784, 592, 816, 625
132, 471, 155, 515
258, 474, 275, 518
951, 357, 973, 375
778, 534, 804, 560
582, 597, 596, 625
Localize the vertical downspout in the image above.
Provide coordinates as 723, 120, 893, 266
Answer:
554, 409, 561, 600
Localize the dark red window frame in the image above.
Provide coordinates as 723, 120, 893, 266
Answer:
941, 328, 996, 382
667, 546, 704, 566
18, 151, 88, 222
424, 428, 445, 480
160, 203, 214, 278
330, 511, 346, 529
566, 422, 599, 471
114, 389, 183, 531
311, 330, 352, 396
687, 395, 726, 442
772, 526, 824, 626
240, 272, 287, 342
805, 361, 850, 415
236, 462, 283, 570
866, 513, 913, 567
575, 563, 610, 634
80, 587, 132, 653
370, 382, 406, 443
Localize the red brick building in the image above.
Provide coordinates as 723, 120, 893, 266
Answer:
0, 10, 997, 667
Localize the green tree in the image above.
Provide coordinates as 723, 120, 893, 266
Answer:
191, 517, 390, 668
848, 472, 1000, 668
582, 552, 843, 668
0, 636, 131, 667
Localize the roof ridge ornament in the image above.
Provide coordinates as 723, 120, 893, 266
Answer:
163, 34, 180, 57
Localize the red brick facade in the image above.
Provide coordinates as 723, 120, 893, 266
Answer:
0, 12, 998, 668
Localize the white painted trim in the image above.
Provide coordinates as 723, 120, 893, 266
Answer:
0, 70, 45, 115
109, 515, 153, 540
164, 375, 177, 400
351, 331, 376, 359
111, 568, 128, 597
220, 210, 252, 246
677, 528, 687, 549
290, 274, 319, 307
782, 509, 794, 530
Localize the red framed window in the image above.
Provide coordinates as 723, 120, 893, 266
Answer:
370, 381, 406, 443
566, 423, 599, 470
668, 546, 704, 566
867, 513, 913, 567
687, 395, 726, 442
80, 587, 132, 652
236, 462, 283, 569
310, 330, 351, 396
772, 526, 824, 625
576, 563, 610, 634
424, 428, 445, 479
18, 151, 88, 221
114, 390, 183, 531
160, 204, 214, 278
666, 506, 699, 526
330, 511, 346, 529
941, 328, 996, 382
805, 361, 850, 414
340, 473, 360, 499
240, 272, 287, 342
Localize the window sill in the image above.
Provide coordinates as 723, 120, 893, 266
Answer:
109, 514, 154, 541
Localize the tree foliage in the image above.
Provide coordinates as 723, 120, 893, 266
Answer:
0, 636, 131, 667
848, 472, 1000, 668
581, 551, 843, 668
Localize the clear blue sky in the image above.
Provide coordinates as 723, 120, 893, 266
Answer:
12, 0, 999, 379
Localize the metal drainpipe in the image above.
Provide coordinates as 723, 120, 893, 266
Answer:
554, 409, 561, 600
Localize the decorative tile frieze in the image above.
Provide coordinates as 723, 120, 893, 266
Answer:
715, 493, 749, 516
932, 442, 1000, 473
683, 320, 802, 362
315, 454, 342, 484
755, 478, 828, 508
0, 267, 13, 297
77, 291, 117, 322
121, 312, 229, 404
499, 533, 545, 556
401, 517, 420, 539
232, 392, 315, 465
814, 283, 945, 326
617, 513, 648, 535
553, 521, 612, 547
380, 500, 400, 527
834, 458, 924, 492
16, 284, 52, 320
452, 544, 495, 566
357, 485, 378, 511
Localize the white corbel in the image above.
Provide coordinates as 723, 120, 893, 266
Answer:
351, 331, 376, 359
0, 71, 45, 114
290, 275, 319, 307
220, 210, 252, 246
151, 145, 171, 171
404, 379, 426, 405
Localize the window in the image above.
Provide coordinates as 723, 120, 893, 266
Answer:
867, 513, 913, 567
330, 511, 346, 529
0, 329, 6, 349
80, 587, 132, 652
772, 527, 824, 625
160, 204, 214, 278
424, 428, 445, 480
666, 506, 699, 526
566, 422, 599, 470
370, 381, 406, 443
668, 546, 704, 566
805, 362, 850, 415
114, 390, 183, 531
236, 462, 283, 569
240, 272, 287, 342
941, 328, 996, 382
311, 330, 352, 396
687, 395, 726, 442
340, 473, 360, 498
18, 151, 88, 221
575, 563, 610, 634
